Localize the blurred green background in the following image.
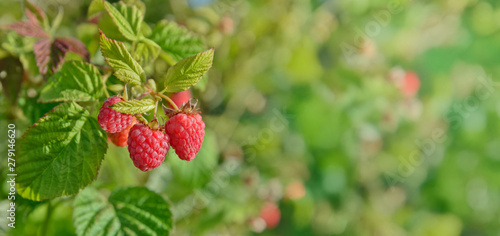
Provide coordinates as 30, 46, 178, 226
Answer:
2, 0, 500, 235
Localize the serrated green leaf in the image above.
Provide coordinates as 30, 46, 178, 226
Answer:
150, 21, 205, 61
111, 99, 155, 115
73, 187, 172, 236
134, 37, 161, 66
104, 1, 142, 41
168, 131, 218, 187
163, 49, 214, 93
116, 3, 143, 35
39, 61, 104, 102
122, 0, 146, 15
100, 31, 145, 86
74, 188, 121, 236
16, 102, 108, 201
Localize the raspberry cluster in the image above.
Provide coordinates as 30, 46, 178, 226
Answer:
98, 95, 206, 172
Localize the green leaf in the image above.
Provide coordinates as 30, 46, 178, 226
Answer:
110, 99, 155, 115
150, 21, 205, 61
39, 61, 104, 103
104, 1, 142, 41
163, 48, 214, 93
167, 131, 218, 187
16, 102, 108, 201
99, 30, 145, 86
73, 187, 172, 236
134, 37, 161, 66
87, 0, 104, 19
49, 7, 64, 35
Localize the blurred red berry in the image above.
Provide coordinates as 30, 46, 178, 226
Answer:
218, 15, 234, 35
285, 181, 306, 200
259, 202, 281, 229
401, 71, 420, 97
170, 90, 192, 108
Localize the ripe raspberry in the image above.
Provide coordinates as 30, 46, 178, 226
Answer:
259, 202, 281, 229
127, 123, 170, 171
401, 71, 420, 97
169, 89, 192, 108
107, 119, 137, 147
98, 96, 135, 133
164, 100, 205, 161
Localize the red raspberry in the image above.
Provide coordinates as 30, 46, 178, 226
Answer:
401, 71, 420, 98
107, 119, 138, 147
259, 202, 281, 229
166, 113, 205, 161
127, 123, 170, 171
163, 100, 205, 161
98, 96, 135, 133
170, 90, 192, 108
165, 112, 205, 161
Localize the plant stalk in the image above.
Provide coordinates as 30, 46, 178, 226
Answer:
41, 200, 53, 236
153, 92, 179, 110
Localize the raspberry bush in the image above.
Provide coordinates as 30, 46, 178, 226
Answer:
3, 1, 215, 235
4, 0, 491, 235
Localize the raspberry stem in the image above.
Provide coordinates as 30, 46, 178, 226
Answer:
137, 90, 151, 100
153, 91, 179, 111
101, 74, 110, 97
153, 98, 159, 117
135, 114, 149, 125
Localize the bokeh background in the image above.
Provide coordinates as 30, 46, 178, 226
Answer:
2, 0, 500, 235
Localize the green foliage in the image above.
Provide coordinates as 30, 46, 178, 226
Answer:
150, 21, 205, 61
49, 7, 64, 35
87, 0, 104, 19
39, 61, 104, 102
162, 49, 214, 92
110, 98, 155, 115
9, 0, 494, 235
16, 102, 107, 201
99, 30, 145, 85
73, 187, 172, 236
168, 131, 218, 187
134, 37, 161, 66
103, 1, 143, 41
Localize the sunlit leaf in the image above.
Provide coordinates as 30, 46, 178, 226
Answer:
39, 61, 104, 102
73, 187, 172, 236
17, 102, 108, 201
